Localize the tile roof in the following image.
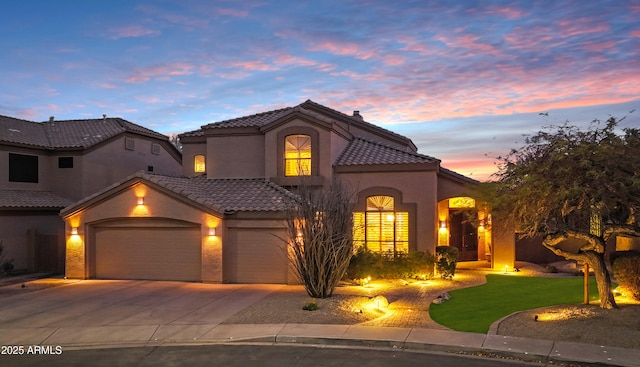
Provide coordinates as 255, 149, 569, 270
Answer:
0, 190, 73, 209
299, 100, 414, 146
61, 172, 298, 216
335, 137, 439, 166
0, 115, 50, 148
145, 174, 298, 212
439, 166, 480, 184
202, 106, 294, 129
182, 100, 414, 149
0, 115, 169, 150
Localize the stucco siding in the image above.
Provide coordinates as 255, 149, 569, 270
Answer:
207, 135, 265, 178
181, 142, 207, 177
79, 136, 181, 199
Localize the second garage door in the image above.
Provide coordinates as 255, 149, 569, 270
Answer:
95, 226, 202, 281
224, 228, 288, 283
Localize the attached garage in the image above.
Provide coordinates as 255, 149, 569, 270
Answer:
62, 174, 296, 284
94, 226, 202, 281
224, 228, 288, 283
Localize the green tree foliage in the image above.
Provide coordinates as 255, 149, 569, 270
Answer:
486, 116, 640, 309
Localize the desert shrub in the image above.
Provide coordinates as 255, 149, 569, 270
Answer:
436, 246, 458, 279
302, 300, 318, 311
612, 252, 640, 300
346, 247, 434, 280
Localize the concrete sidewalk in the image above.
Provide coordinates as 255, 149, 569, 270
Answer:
1, 322, 638, 366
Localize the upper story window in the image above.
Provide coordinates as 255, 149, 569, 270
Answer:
285, 134, 311, 176
194, 154, 206, 173
9, 153, 38, 183
58, 157, 73, 168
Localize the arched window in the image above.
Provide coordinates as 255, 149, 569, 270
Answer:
353, 195, 409, 256
285, 134, 311, 176
194, 154, 205, 173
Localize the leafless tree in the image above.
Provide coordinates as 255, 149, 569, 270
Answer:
284, 180, 355, 298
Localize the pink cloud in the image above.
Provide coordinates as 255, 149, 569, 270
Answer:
97, 82, 118, 89
217, 8, 249, 17
230, 59, 275, 71
383, 54, 404, 66
556, 18, 609, 38
274, 54, 337, 72
126, 62, 195, 83
631, 30, 640, 37
581, 41, 616, 52
107, 25, 160, 40
487, 6, 528, 19
307, 40, 377, 60
504, 26, 554, 49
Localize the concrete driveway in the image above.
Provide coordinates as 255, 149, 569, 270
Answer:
0, 279, 284, 347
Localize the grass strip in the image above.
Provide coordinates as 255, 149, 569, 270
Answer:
429, 274, 601, 333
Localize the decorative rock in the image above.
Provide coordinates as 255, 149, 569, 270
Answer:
441, 292, 451, 300
432, 296, 445, 304
370, 295, 389, 308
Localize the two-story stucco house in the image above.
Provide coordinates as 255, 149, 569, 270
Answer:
0, 115, 182, 273
61, 100, 515, 283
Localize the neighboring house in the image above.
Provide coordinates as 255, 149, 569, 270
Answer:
61, 100, 515, 283
0, 115, 182, 273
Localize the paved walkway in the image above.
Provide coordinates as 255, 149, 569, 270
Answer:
0, 269, 638, 367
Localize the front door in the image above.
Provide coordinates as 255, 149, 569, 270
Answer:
449, 210, 478, 261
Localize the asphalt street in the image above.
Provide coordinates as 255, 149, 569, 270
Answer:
0, 344, 559, 367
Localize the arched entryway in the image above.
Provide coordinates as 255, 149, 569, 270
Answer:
438, 196, 491, 262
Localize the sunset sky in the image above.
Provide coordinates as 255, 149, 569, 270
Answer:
1, 0, 638, 181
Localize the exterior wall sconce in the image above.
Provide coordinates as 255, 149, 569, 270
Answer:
208, 227, 217, 236
71, 227, 78, 235
440, 221, 447, 229
137, 197, 144, 205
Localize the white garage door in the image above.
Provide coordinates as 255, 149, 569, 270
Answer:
95, 227, 201, 281
225, 228, 288, 283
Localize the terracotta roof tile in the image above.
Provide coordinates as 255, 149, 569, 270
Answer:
0, 115, 50, 148
0, 115, 169, 150
202, 107, 293, 129
0, 190, 73, 209
61, 172, 298, 216
186, 100, 413, 149
149, 174, 299, 212
335, 137, 439, 166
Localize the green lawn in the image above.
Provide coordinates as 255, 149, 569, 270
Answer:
429, 274, 601, 333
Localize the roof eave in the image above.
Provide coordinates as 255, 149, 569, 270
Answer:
334, 161, 439, 173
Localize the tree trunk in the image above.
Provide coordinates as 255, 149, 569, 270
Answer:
542, 234, 617, 309
583, 250, 617, 309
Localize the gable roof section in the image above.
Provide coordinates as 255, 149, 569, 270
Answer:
0, 115, 170, 150
61, 172, 298, 217
0, 190, 74, 210
181, 100, 416, 150
299, 100, 417, 150
335, 137, 439, 166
